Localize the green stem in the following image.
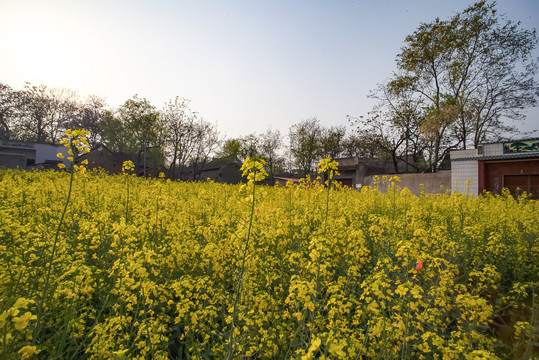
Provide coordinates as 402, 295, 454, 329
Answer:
125, 175, 130, 222
316, 177, 331, 295
311, 176, 332, 341
226, 179, 257, 360
323, 178, 331, 237
34, 164, 75, 343
142, 287, 154, 358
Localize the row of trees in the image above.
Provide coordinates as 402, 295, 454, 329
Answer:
220, 118, 378, 178
0, 82, 107, 145
2, 2, 538, 177
102, 96, 220, 179
1, 82, 361, 178
0, 83, 221, 178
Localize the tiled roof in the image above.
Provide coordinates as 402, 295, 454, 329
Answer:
451, 152, 539, 161
479, 138, 539, 145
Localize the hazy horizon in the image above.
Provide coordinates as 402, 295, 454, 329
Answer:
2, 0, 538, 140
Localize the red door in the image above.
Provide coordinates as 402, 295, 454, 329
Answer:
483, 159, 539, 198
503, 174, 539, 199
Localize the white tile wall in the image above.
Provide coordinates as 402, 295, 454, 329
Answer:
451, 149, 479, 159
451, 160, 478, 196
482, 143, 503, 156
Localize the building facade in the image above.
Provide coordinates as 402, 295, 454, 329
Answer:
0, 140, 70, 170
334, 156, 419, 189
451, 139, 539, 198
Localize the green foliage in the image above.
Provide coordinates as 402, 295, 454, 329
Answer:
372, 0, 539, 172
102, 95, 165, 169
221, 129, 286, 179
289, 118, 324, 177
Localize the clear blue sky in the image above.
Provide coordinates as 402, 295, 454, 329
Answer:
1, 0, 538, 139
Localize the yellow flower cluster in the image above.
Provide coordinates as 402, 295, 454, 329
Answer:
0, 298, 37, 358
122, 160, 135, 174
240, 157, 268, 183
318, 157, 340, 186
317, 157, 339, 176
57, 128, 91, 171
0, 168, 537, 359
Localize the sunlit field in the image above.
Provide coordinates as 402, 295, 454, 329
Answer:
1, 164, 537, 359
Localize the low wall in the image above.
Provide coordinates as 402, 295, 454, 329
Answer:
362, 172, 452, 196
0, 153, 27, 169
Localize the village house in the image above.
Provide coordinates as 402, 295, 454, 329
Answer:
74, 143, 126, 174
180, 156, 243, 184
333, 155, 424, 189
451, 139, 539, 198
0, 140, 70, 170
74, 143, 167, 177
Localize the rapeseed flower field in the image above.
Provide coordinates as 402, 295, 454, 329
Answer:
0, 139, 537, 359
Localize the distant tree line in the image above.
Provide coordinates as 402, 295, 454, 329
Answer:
0, 83, 220, 178
2, 2, 537, 177
0, 82, 373, 179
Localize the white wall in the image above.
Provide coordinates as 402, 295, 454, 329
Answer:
451, 160, 478, 196
35, 144, 71, 168
482, 143, 503, 156
451, 149, 479, 159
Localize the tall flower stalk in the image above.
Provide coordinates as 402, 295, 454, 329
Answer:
34, 129, 90, 343
122, 160, 135, 222
313, 158, 340, 331
316, 158, 339, 289
226, 157, 267, 360
318, 158, 340, 238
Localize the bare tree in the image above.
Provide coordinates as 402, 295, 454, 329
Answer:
219, 133, 261, 161
189, 119, 221, 180
161, 97, 199, 179
16, 83, 79, 143
69, 95, 108, 148
358, 83, 429, 173
259, 128, 285, 179
101, 95, 164, 173
320, 125, 346, 159
0, 83, 25, 140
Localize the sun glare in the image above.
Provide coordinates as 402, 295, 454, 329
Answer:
12, 32, 75, 85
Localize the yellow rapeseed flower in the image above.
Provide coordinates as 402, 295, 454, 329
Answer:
112, 349, 129, 357
1, 153, 537, 358
61, 129, 91, 164
317, 157, 340, 180
122, 160, 135, 173
18, 345, 36, 359
12, 311, 37, 330
240, 157, 268, 183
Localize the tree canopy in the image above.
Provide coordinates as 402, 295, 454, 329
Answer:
360, 0, 539, 172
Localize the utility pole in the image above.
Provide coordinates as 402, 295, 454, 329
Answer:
143, 134, 147, 178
